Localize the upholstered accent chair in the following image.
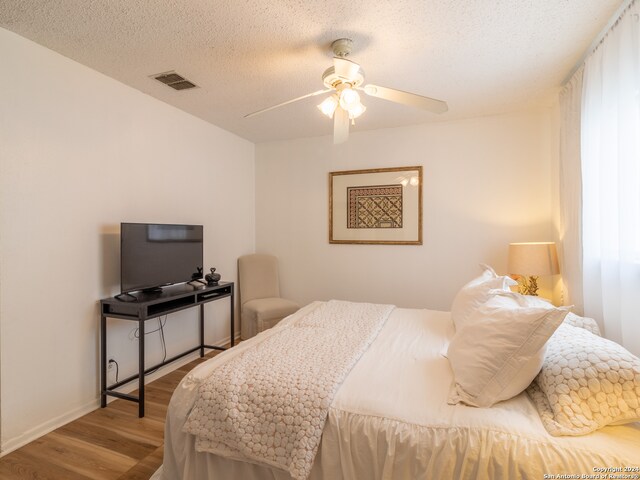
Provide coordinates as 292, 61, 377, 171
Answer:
238, 254, 299, 339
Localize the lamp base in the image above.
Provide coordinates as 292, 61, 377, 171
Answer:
516, 275, 539, 296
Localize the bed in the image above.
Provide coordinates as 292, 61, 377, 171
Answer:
152, 299, 640, 480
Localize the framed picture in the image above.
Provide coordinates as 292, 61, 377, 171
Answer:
329, 166, 422, 245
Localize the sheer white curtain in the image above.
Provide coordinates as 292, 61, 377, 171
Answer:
559, 67, 584, 313
581, 2, 640, 356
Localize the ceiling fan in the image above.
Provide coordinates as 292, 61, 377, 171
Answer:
245, 38, 448, 144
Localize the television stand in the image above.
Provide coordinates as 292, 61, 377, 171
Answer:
100, 281, 234, 417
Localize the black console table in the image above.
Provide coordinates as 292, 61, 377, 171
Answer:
100, 281, 234, 417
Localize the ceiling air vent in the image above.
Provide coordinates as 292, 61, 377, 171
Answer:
151, 71, 198, 90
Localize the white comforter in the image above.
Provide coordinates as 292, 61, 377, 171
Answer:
156, 302, 640, 480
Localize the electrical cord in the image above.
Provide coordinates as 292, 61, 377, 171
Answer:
159, 316, 167, 361
138, 316, 168, 376
112, 316, 168, 381
109, 359, 119, 382
133, 316, 167, 338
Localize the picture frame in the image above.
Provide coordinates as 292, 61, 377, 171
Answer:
329, 166, 423, 245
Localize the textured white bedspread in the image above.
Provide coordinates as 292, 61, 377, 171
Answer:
183, 300, 393, 479
156, 302, 640, 480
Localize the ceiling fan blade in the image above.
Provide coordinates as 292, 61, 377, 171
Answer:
333, 107, 349, 144
361, 84, 448, 114
244, 89, 331, 118
333, 57, 361, 82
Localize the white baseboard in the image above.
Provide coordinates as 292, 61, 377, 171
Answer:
1, 400, 99, 456
0, 333, 240, 457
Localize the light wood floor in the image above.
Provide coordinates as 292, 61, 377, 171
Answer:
0, 351, 221, 479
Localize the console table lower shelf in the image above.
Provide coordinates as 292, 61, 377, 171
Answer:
99, 281, 234, 417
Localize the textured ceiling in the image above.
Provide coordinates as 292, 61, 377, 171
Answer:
0, 0, 622, 143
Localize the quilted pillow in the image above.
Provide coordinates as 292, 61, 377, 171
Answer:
450, 264, 517, 331
447, 301, 569, 407
527, 323, 640, 436
564, 312, 601, 336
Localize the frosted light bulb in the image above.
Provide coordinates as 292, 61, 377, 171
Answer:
348, 102, 366, 119
339, 88, 360, 110
317, 96, 338, 118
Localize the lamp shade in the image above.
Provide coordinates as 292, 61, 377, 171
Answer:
508, 242, 560, 277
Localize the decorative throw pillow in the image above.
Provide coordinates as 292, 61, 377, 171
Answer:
527, 323, 640, 436
447, 300, 569, 407
450, 264, 517, 331
563, 312, 601, 336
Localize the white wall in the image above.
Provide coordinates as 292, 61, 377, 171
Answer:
256, 111, 556, 310
0, 29, 255, 453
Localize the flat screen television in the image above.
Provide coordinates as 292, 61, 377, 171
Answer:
120, 223, 203, 294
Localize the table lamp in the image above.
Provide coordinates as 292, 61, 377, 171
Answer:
508, 242, 559, 296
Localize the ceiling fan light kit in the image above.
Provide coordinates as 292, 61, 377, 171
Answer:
317, 95, 339, 118
245, 38, 448, 144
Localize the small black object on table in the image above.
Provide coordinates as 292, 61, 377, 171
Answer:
205, 267, 222, 285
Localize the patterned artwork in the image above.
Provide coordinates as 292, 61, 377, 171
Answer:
347, 185, 403, 229
329, 166, 422, 245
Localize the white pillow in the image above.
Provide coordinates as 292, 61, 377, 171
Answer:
490, 291, 602, 336
447, 300, 569, 407
527, 323, 640, 436
450, 265, 517, 331
488, 290, 554, 309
